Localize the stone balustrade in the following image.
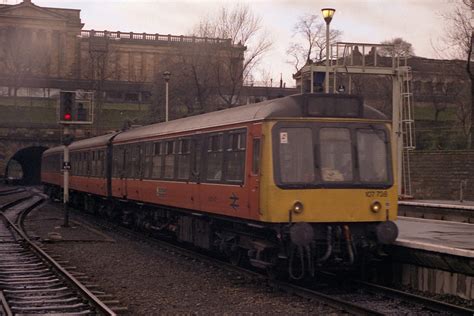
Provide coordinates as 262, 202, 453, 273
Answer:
80, 30, 234, 46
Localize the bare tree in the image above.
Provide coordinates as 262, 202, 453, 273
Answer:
0, 27, 51, 104
379, 37, 415, 57
84, 33, 121, 134
439, 0, 473, 147
176, 41, 219, 113
190, 4, 272, 107
286, 14, 342, 72
455, 86, 472, 146
429, 81, 458, 122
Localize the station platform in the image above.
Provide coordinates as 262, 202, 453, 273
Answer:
395, 216, 474, 258
398, 199, 474, 223
390, 216, 473, 300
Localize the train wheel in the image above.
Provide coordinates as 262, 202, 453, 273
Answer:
229, 248, 244, 266
84, 195, 96, 214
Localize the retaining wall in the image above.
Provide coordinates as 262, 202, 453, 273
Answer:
409, 151, 474, 201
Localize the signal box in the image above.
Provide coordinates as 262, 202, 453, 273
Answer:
58, 90, 94, 125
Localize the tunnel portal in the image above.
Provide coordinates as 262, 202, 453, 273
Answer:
5, 146, 48, 185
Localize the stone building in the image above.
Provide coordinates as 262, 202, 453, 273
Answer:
0, 0, 246, 109
0, 0, 299, 179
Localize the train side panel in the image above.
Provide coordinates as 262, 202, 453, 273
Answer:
41, 171, 62, 187
69, 175, 107, 197
110, 122, 262, 221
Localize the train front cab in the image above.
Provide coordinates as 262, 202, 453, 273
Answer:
256, 116, 398, 275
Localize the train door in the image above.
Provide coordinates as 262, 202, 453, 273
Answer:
125, 144, 141, 200
121, 146, 128, 198
190, 136, 203, 210
248, 124, 262, 219
133, 143, 143, 200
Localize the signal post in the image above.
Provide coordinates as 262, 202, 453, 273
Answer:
58, 90, 93, 227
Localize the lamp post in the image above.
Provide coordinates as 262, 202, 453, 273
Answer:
163, 71, 171, 122
321, 8, 335, 94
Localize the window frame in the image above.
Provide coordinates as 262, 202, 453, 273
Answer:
204, 132, 225, 182
272, 121, 393, 189
163, 139, 176, 180
177, 138, 192, 181
223, 129, 247, 184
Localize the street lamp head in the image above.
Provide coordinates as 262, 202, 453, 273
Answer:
321, 8, 336, 24
163, 71, 171, 82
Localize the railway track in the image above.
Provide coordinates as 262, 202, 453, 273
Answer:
0, 188, 118, 315
310, 272, 474, 315
0, 187, 26, 197
68, 206, 474, 315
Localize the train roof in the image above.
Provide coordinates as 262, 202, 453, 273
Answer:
43, 93, 388, 154
42, 145, 64, 156
114, 93, 388, 143
42, 132, 119, 156
69, 131, 120, 150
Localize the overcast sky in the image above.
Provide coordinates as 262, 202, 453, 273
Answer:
18, 0, 455, 87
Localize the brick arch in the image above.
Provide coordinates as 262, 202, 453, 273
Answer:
1, 139, 58, 183
5, 146, 49, 185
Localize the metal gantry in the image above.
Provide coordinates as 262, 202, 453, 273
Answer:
299, 42, 416, 197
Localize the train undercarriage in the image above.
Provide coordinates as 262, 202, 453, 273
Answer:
45, 185, 397, 280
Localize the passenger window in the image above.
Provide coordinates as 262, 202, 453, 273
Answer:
164, 140, 176, 179
97, 151, 103, 177
320, 128, 353, 182
191, 138, 202, 179
279, 128, 315, 184
120, 147, 126, 178
78, 153, 81, 176
177, 139, 191, 180
86, 152, 90, 176
113, 147, 120, 178
206, 134, 223, 181
101, 150, 106, 177
152, 142, 163, 179
143, 143, 153, 179
92, 151, 97, 177
357, 129, 388, 183
224, 132, 246, 183
136, 145, 143, 178
126, 146, 135, 178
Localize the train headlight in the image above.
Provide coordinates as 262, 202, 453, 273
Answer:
292, 201, 304, 214
370, 201, 382, 213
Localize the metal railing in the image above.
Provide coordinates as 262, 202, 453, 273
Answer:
331, 42, 398, 69
80, 30, 234, 46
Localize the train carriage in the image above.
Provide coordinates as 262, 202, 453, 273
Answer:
42, 93, 398, 279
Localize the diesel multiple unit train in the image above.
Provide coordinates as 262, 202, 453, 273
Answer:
42, 93, 399, 279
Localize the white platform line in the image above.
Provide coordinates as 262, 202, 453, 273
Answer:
394, 238, 474, 258
399, 201, 474, 211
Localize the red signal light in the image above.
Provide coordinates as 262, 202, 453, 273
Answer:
64, 113, 72, 121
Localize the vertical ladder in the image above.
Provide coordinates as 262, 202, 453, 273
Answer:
400, 66, 416, 197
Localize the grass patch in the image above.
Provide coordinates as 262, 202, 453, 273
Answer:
0, 104, 150, 129
414, 106, 458, 121
0, 106, 56, 123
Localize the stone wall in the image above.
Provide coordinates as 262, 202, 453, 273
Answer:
409, 151, 474, 201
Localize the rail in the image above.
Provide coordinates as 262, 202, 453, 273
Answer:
73, 209, 384, 315
0, 192, 117, 316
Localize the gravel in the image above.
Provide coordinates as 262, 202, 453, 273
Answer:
24, 202, 335, 315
